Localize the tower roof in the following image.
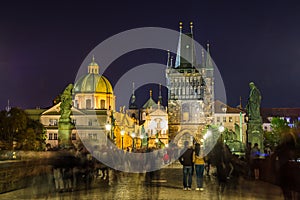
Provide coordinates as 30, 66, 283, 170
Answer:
129, 82, 138, 109
143, 90, 157, 109
175, 22, 197, 69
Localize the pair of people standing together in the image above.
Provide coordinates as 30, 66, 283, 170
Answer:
179, 141, 205, 191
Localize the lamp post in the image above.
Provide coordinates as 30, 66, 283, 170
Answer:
218, 124, 225, 143
121, 129, 125, 150
140, 134, 144, 149
131, 132, 136, 151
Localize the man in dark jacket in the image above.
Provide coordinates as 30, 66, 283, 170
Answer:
179, 141, 194, 190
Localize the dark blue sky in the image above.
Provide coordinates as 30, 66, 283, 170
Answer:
0, 0, 300, 110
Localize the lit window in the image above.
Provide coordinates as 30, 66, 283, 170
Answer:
223, 117, 226, 122
100, 100, 105, 109
229, 117, 233, 122
48, 133, 53, 140
86, 99, 92, 109
235, 117, 239, 122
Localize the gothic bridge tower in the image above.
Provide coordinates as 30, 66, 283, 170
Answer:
166, 22, 214, 146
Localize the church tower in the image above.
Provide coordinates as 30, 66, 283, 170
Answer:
166, 22, 214, 145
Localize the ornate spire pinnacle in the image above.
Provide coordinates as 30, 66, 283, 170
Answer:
201, 48, 205, 66
150, 90, 152, 98
88, 55, 99, 74
206, 42, 210, 54
205, 41, 213, 69
239, 96, 243, 109
167, 50, 170, 67
131, 82, 136, 103
175, 22, 182, 68
170, 56, 174, 67
190, 21, 194, 68
132, 82, 135, 95
5, 99, 11, 112
158, 83, 162, 105
190, 21, 193, 33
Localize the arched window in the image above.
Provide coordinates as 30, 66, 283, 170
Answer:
142, 112, 146, 120
86, 99, 91, 109
100, 100, 105, 109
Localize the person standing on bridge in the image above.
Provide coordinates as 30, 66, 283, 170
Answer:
193, 143, 205, 191
179, 141, 194, 191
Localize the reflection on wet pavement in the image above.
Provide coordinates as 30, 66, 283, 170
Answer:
0, 167, 284, 200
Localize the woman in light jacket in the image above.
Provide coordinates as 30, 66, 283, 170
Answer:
193, 143, 205, 191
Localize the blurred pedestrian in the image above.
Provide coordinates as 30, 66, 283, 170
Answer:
250, 143, 260, 180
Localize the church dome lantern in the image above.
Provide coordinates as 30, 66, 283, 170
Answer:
73, 56, 115, 110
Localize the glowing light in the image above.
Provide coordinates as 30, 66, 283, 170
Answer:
105, 123, 111, 131
131, 132, 136, 138
121, 129, 125, 136
218, 125, 225, 133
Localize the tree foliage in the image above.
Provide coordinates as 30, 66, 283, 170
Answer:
0, 107, 46, 150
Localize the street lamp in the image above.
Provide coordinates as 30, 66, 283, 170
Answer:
218, 125, 225, 133
121, 129, 125, 149
105, 122, 112, 140
131, 132, 136, 151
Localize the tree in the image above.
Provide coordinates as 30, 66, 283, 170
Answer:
263, 117, 291, 149
0, 107, 46, 150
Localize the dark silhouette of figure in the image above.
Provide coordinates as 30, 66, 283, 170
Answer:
179, 141, 194, 190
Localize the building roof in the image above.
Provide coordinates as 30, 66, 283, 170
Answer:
143, 90, 157, 109
214, 100, 244, 114
260, 107, 300, 123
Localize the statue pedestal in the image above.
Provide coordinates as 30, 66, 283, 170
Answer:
58, 121, 73, 149
247, 119, 264, 150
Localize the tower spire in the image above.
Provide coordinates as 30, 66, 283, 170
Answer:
5, 99, 11, 112
190, 21, 194, 68
239, 96, 243, 109
175, 22, 182, 68
131, 82, 136, 103
158, 83, 162, 105
205, 42, 213, 69
129, 82, 137, 109
166, 50, 171, 68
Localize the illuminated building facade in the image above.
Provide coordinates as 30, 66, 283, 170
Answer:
166, 23, 214, 146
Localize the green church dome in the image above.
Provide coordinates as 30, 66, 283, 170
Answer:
73, 56, 113, 94
74, 73, 113, 94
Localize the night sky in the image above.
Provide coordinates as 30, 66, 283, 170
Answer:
1, 0, 300, 110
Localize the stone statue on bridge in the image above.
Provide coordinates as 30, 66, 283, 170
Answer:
58, 84, 74, 149
245, 82, 263, 150
246, 82, 262, 122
